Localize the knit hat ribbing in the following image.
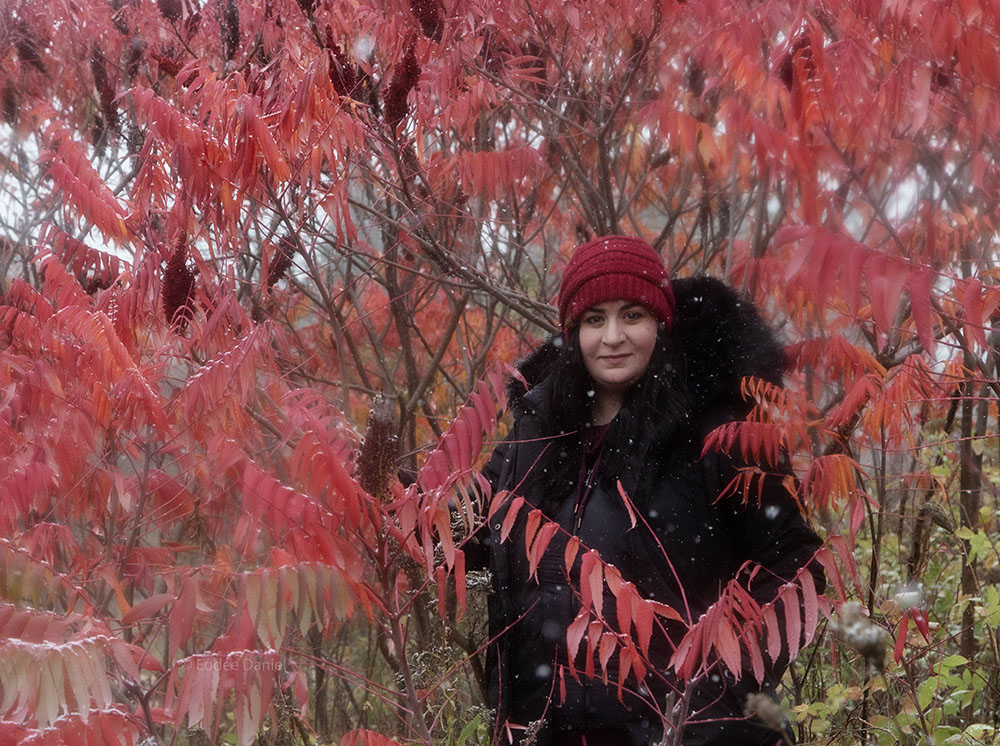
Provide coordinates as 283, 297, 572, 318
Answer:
557, 235, 674, 329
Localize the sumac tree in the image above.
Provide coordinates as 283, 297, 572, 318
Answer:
1, 0, 999, 744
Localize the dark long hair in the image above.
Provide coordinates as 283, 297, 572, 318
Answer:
529, 325, 693, 511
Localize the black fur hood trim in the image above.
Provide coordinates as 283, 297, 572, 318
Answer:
508, 276, 784, 421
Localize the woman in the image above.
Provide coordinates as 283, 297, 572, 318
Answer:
477, 236, 824, 746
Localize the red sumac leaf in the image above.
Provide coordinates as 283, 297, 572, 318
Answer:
528, 523, 559, 581
566, 610, 588, 673
782, 586, 802, 660
616, 582, 635, 639
499, 497, 524, 543
747, 633, 765, 684
910, 608, 931, 641
616, 481, 637, 529
604, 565, 623, 597
670, 622, 702, 681
487, 489, 510, 522
763, 605, 782, 661
715, 617, 741, 676
798, 568, 819, 641
617, 646, 634, 694
523, 509, 542, 555
585, 620, 602, 679
434, 503, 455, 569
828, 534, 863, 593
169, 577, 196, 661
814, 547, 847, 602
634, 599, 655, 657
122, 593, 175, 625
893, 611, 909, 663
564, 535, 581, 573
450, 415, 473, 473
866, 253, 909, 334
0, 724, 27, 743
244, 96, 290, 182
581, 551, 603, 618
598, 632, 617, 679
771, 224, 811, 249
651, 600, 683, 623
472, 380, 495, 434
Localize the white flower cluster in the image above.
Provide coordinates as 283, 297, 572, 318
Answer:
829, 602, 891, 677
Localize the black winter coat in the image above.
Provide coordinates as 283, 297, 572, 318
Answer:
477, 278, 824, 746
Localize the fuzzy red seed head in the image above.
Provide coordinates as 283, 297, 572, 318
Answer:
357, 397, 399, 501
325, 29, 359, 98
266, 235, 296, 288
383, 43, 420, 132
162, 238, 195, 328
157, 0, 182, 23
409, 0, 442, 41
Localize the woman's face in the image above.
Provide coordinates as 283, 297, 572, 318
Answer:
578, 300, 658, 399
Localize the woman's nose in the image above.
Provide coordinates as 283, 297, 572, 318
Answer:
602, 319, 625, 343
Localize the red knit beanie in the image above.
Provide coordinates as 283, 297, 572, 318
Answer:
557, 235, 674, 329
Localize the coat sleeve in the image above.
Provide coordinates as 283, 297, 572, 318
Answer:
717, 453, 825, 678
471, 428, 523, 723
